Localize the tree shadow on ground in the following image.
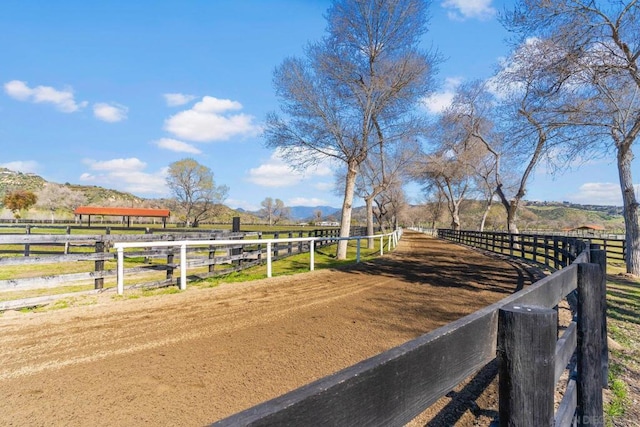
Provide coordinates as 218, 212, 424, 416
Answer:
606, 274, 640, 325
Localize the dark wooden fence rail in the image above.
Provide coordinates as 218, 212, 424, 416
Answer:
437, 228, 625, 264
212, 230, 607, 426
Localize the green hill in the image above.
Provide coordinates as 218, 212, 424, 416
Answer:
0, 168, 260, 224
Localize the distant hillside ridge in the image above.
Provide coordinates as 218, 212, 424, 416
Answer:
0, 167, 142, 206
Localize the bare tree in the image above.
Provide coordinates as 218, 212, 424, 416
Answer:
166, 158, 229, 227
502, 0, 640, 274
264, 0, 435, 259
411, 99, 492, 230
260, 197, 290, 225
36, 183, 87, 223
355, 141, 416, 247
313, 209, 323, 224
373, 180, 408, 232
260, 197, 276, 226
412, 147, 474, 231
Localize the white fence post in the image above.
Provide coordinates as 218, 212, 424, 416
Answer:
117, 247, 124, 295
112, 232, 401, 295
310, 240, 315, 271
180, 244, 187, 290
267, 242, 272, 278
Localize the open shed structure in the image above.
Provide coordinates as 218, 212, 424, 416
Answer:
568, 224, 606, 236
73, 206, 171, 228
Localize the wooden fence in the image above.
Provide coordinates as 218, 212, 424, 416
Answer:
0, 227, 365, 309
113, 230, 400, 295
436, 228, 625, 264
212, 229, 607, 426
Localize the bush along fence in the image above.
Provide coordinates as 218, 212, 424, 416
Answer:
0, 226, 390, 309
212, 230, 607, 426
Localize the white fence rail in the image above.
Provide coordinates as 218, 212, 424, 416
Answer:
113, 229, 402, 295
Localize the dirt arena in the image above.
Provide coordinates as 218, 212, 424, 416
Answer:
0, 232, 539, 426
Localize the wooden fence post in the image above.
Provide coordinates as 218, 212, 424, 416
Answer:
589, 246, 609, 388
273, 232, 279, 258
498, 304, 556, 426
208, 243, 216, 274
25, 225, 31, 257
577, 263, 605, 426
94, 239, 104, 289
65, 226, 71, 254
166, 235, 175, 281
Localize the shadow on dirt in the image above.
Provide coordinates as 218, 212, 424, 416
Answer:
606, 274, 640, 325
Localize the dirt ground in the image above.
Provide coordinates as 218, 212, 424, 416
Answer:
0, 232, 546, 426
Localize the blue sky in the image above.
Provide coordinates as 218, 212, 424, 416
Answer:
0, 0, 635, 210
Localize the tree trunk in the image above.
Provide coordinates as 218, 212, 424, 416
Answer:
337, 164, 358, 260
451, 203, 461, 231
507, 202, 520, 234
479, 199, 492, 232
365, 196, 375, 249
618, 146, 640, 275
496, 185, 520, 234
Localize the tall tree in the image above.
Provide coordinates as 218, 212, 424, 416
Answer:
166, 158, 229, 227
264, 0, 435, 259
502, 0, 640, 274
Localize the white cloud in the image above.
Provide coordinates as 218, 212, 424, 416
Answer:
4, 80, 87, 113
225, 198, 260, 212
163, 95, 261, 142
81, 158, 168, 195
153, 138, 202, 154
564, 182, 638, 206
287, 197, 329, 207
246, 148, 334, 188
441, 0, 496, 21
421, 77, 462, 114
247, 162, 301, 187
164, 93, 197, 107
93, 102, 128, 122
314, 182, 335, 192
0, 160, 39, 174
85, 158, 147, 171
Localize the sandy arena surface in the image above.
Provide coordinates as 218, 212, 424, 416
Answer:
0, 232, 539, 426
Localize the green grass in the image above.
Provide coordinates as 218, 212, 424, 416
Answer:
603, 274, 640, 425
14, 295, 98, 313
605, 368, 629, 420
0, 234, 394, 305
191, 239, 388, 287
